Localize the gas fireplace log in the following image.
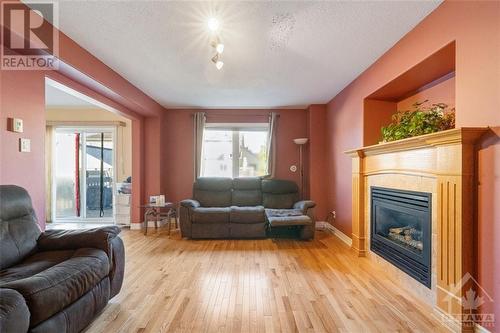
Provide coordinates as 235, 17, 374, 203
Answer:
388, 233, 423, 251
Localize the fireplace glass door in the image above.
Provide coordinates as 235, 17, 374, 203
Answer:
370, 187, 431, 287
373, 204, 425, 254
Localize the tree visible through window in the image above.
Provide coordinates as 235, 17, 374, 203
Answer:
201, 125, 268, 178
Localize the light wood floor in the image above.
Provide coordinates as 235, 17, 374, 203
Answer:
85, 229, 450, 333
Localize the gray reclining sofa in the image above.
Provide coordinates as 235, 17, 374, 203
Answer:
179, 177, 316, 239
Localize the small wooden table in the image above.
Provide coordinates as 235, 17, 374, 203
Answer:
140, 203, 177, 235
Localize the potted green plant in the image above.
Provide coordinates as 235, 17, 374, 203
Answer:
381, 100, 455, 142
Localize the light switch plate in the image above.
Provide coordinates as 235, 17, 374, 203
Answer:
19, 138, 31, 152
8, 118, 23, 133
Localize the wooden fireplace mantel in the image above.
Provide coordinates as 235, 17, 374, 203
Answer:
345, 127, 488, 331
345, 127, 488, 157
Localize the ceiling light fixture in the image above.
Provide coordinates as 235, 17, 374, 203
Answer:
211, 54, 224, 70
208, 15, 225, 70
211, 39, 224, 54
210, 34, 225, 69
216, 43, 224, 54
208, 17, 220, 31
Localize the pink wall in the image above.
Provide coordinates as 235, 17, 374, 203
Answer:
0, 70, 47, 225
397, 76, 455, 111
307, 105, 328, 221
477, 127, 500, 330
325, 0, 500, 328
0, 0, 167, 226
363, 99, 396, 146
163, 109, 308, 204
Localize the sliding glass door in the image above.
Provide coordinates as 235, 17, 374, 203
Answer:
54, 132, 79, 219
52, 128, 115, 222
84, 132, 113, 218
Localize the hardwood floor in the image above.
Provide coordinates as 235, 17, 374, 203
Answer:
85, 229, 450, 333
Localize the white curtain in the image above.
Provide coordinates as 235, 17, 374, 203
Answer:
45, 125, 54, 222
194, 112, 206, 179
265, 112, 278, 178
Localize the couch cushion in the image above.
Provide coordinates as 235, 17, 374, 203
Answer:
263, 194, 298, 209
232, 177, 262, 206
192, 207, 230, 224
232, 190, 262, 206
232, 177, 261, 190
0, 250, 75, 284
29, 278, 110, 333
193, 177, 232, 207
265, 208, 312, 227
1, 248, 110, 327
265, 208, 303, 217
261, 180, 299, 209
195, 177, 233, 191
0, 185, 41, 270
261, 179, 298, 193
230, 206, 265, 224
195, 190, 232, 207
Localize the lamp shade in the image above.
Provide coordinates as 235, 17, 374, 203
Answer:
293, 138, 308, 145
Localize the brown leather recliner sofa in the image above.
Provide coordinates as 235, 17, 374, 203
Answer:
0, 185, 125, 333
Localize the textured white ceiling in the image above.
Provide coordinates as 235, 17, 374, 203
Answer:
45, 1, 441, 108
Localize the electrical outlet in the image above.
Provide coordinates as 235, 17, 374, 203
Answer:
331, 210, 336, 219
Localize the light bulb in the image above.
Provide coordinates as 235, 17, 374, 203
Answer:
208, 17, 219, 31
216, 43, 224, 54
215, 60, 224, 70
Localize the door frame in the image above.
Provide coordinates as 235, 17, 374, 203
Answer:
51, 126, 117, 223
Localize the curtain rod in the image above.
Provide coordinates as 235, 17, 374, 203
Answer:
46, 120, 126, 127
191, 113, 280, 117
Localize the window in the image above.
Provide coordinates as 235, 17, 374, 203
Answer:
201, 124, 268, 178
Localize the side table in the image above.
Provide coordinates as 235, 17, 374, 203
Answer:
140, 203, 177, 235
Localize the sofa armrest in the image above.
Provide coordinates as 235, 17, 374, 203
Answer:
109, 236, 125, 298
179, 206, 193, 238
38, 226, 121, 259
0, 288, 30, 333
293, 200, 316, 213
180, 199, 200, 209
38, 226, 125, 297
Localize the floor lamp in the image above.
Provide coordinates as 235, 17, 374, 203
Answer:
293, 138, 308, 199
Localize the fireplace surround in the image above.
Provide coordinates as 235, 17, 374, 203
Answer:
370, 186, 432, 287
346, 127, 488, 332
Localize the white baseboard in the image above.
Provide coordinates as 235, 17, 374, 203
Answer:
130, 223, 142, 230
433, 306, 492, 333
316, 221, 352, 247
475, 323, 492, 333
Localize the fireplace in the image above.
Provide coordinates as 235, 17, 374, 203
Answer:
370, 187, 431, 288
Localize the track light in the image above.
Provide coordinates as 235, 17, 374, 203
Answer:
216, 43, 224, 54
211, 54, 224, 70
208, 18, 225, 69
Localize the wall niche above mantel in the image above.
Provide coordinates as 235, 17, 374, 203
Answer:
363, 42, 456, 146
